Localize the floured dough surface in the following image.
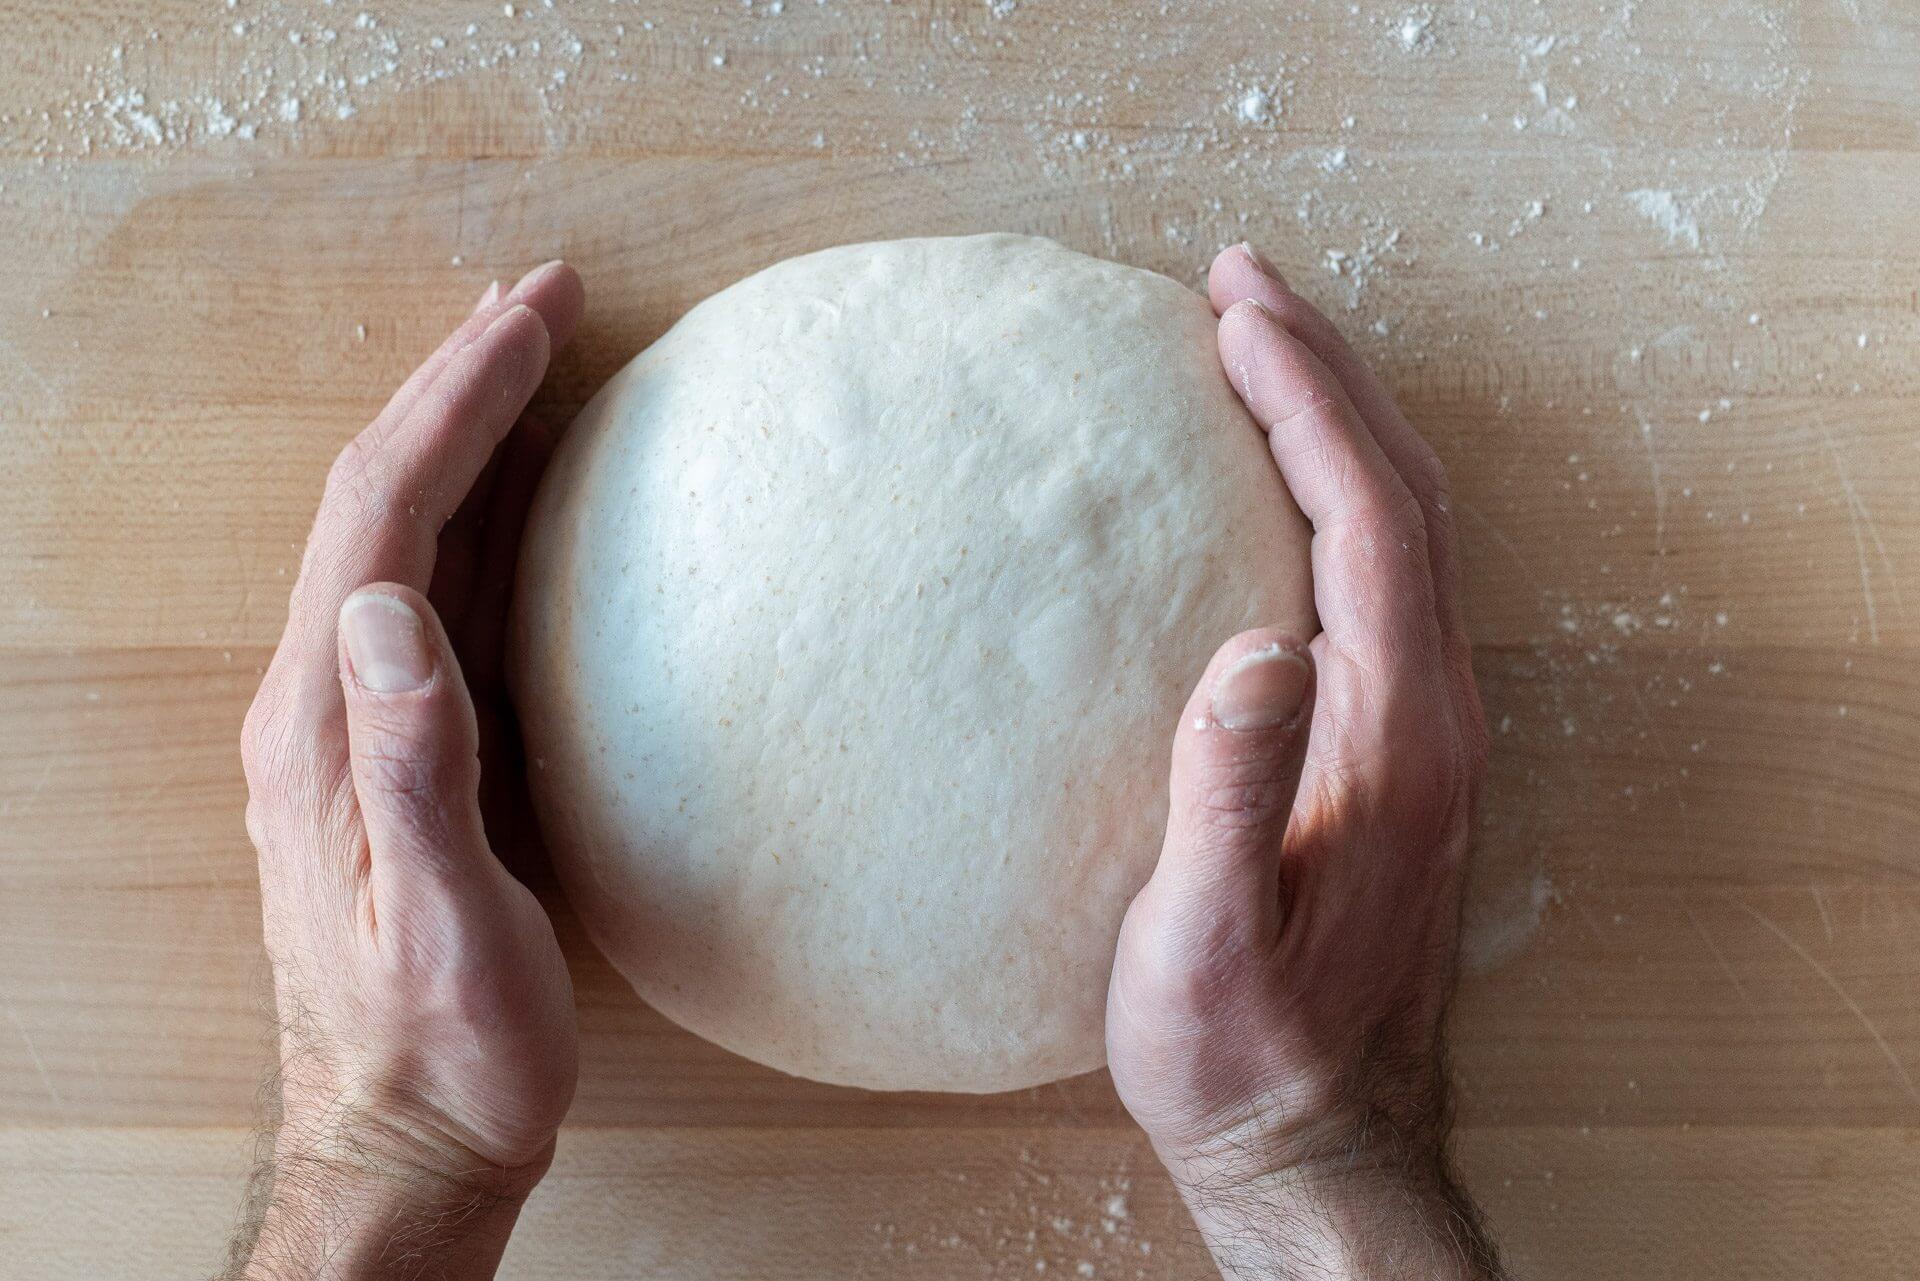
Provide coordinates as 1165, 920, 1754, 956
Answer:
510, 234, 1313, 1092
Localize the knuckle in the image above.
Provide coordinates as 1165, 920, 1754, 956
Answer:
239, 699, 275, 776
1310, 679, 1478, 857
322, 433, 421, 531
1129, 900, 1260, 1014
1406, 450, 1462, 551
1190, 754, 1299, 835
349, 715, 474, 824
358, 746, 443, 800
1404, 446, 1452, 509
1329, 468, 1427, 545
243, 792, 279, 853
354, 745, 457, 842
1373, 481, 1430, 546
1193, 777, 1293, 834
1382, 735, 1472, 849
1164, 939, 1256, 1017
239, 685, 338, 855
240, 684, 299, 796
323, 434, 377, 503
1329, 493, 1430, 584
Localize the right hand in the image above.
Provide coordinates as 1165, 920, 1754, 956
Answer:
1106, 244, 1498, 1278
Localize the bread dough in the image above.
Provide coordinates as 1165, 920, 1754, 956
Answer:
509, 234, 1313, 1093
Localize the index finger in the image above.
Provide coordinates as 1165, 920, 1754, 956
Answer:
284, 259, 581, 648
279, 304, 552, 678
1216, 298, 1446, 686
256, 267, 578, 776
1208, 247, 1475, 708
377, 259, 584, 436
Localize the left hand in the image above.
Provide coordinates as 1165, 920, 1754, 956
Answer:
232, 262, 586, 1276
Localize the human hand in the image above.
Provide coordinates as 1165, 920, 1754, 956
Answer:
1105, 245, 1499, 1278
229, 262, 586, 1279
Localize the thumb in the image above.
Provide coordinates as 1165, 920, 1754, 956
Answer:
1147, 628, 1316, 946
337, 584, 492, 890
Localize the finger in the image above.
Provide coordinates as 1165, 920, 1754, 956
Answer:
373, 276, 516, 639
378, 260, 584, 434
1148, 629, 1315, 948
289, 304, 551, 662
337, 584, 497, 898
1209, 245, 1470, 676
1216, 299, 1446, 683
256, 304, 553, 811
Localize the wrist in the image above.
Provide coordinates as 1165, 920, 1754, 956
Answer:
229, 1104, 550, 1281
1167, 1139, 1500, 1280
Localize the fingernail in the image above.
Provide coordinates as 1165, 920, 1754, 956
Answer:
1210, 644, 1310, 731
1238, 241, 1287, 288
1229, 297, 1280, 325
342, 592, 434, 693
485, 302, 536, 335
506, 259, 567, 300
471, 279, 502, 315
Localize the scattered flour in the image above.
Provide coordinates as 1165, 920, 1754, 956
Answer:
1461, 868, 1554, 974
1235, 85, 1275, 125
1627, 189, 1703, 250
1395, 7, 1437, 52
871, 1152, 1157, 1280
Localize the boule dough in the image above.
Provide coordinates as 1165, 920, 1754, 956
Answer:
509, 234, 1314, 1093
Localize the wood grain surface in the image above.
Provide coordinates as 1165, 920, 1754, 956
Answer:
2, 1, 1917, 1277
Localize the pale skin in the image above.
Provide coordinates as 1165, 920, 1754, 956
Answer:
225, 247, 1498, 1280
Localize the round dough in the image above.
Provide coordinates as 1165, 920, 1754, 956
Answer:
510, 234, 1313, 1093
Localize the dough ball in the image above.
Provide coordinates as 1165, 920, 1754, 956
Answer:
510, 234, 1313, 1093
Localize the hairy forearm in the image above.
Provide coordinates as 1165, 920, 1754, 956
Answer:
233, 1175, 525, 1281
220, 1117, 541, 1281
1178, 1158, 1503, 1281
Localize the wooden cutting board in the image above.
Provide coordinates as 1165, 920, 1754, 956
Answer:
2, 2, 1917, 1277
